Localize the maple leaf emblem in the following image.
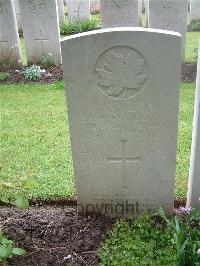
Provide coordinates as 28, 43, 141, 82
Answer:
95, 47, 148, 99
161, 0, 176, 9
112, 0, 129, 8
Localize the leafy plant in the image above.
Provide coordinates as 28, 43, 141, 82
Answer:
160, 208, 200, 266
60, 19, 100, 36
0, 231, 26, 266
23, 65, 45, 81
0, 177, 37, 264
0, 73, 10, 82
18, 28, 23, 38
0, 177, 37, 209
99, 213, 177, 265
41, 52, 55, 67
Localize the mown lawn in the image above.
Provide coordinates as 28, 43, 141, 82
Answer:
0, 82, 75, 200
0, 82, 195, 200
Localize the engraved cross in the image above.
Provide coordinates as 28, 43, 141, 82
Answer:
34, 30, 49, 55
107, 140, 141, 189
0, 41, 8, 53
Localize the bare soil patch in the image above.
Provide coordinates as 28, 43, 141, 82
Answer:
0, 206, 114, 266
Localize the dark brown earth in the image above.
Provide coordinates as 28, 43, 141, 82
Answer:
0, 206, 115, 266
181, 63, 197, 83
0, 198, 186, 266
0, 63, 197, 85
0, 64, 63, 85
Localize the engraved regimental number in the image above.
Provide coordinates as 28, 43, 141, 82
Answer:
95, 46, 148, 99
161, 0, 176, 9
112, 0, 129, 8
28, 0, 47, 14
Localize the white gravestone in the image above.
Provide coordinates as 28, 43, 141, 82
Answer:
18, 0, 61, 64
0, 0, 22, 65
67, 0, 91, 23
57, 0, 65, 25
61, 28, 181, 217
148, 0, 188, 61
190, 0, 200, 20
187, 42, 200, 209
100, 0, 139, 28
13, 0, 22, 29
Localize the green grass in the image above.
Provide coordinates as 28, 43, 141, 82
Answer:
0, 82, 75, 200
0, 82, 195, 200
19, 38, 27, 66
185, 32, 200, 63
175, 82, 195, 197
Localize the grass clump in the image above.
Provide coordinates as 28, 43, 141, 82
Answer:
60, 19, 100, 36
0, 73, 10, 82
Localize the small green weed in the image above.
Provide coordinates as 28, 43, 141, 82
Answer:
0, 73, 10, 82
0, 177, 37, 209
41, 52, 55, 67
0, 231, 26, 265
23, 65, 45, 81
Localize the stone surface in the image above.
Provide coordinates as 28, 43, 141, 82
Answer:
66, 0, 91, 23
190, 0, 200, 20
61, 28, 181, 217
100, 0, 139, 28
91, 0, 100, 13
18, 0, 61, 64
148, 0, 188, 60
0, 0, 22, 65
187, 42, 200, 209
57, 0, 65, 25
13, 0, 22, 29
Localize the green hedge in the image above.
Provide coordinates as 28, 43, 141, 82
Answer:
60, 19, 100, 36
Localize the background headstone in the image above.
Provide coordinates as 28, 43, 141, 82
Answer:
57, 0, 65, 25
187, 42, 200, 209
13, 0, 22, 30
100, 0, 139, 28
190, 0, 200, 20
66, 0, 91, 23
61, 28, 181, 217
19, 0, 61, 64
148, 0, 188, 60
0, 0, 22, 65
